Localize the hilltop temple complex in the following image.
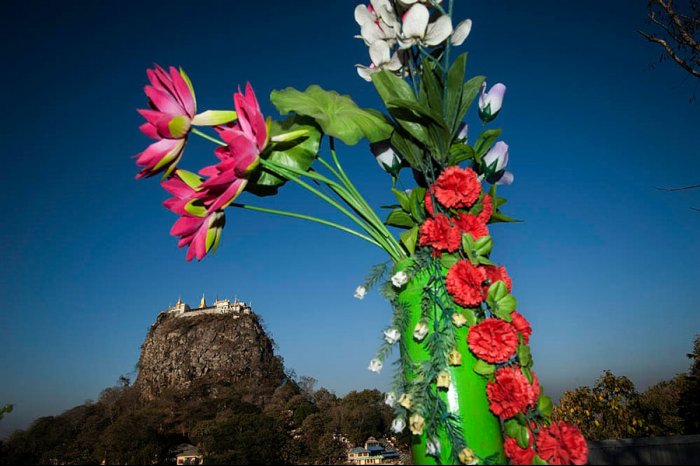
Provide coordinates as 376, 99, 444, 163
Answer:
164, 295, 252, 318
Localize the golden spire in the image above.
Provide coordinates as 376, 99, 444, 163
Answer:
176, 296, 182, 306
199, 293, 207, 309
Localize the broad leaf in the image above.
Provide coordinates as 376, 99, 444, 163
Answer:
400, 226, 419, 255
385, 209, 415, 229
247, 116, 321, 196
473, 359, 496, 376
270, 85, 392, 145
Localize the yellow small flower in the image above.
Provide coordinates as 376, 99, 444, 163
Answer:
409, 413, 425, 435
585, 409, 590, 417
594, 419, 600, 427
449, 349, 462, 366
436, 370, 450, 389
451, 313, 467, 327
399, 393, 412, 410
458, 447, 478, 465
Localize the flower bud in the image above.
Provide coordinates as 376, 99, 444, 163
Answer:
391, 417, 406, 433
391, 271, 409, 287
399, 393, 412, 410
458, 447, 479, 465
368, 358, 383, 373
385, 391, 397, 408
370, 140, 402, 176
449, 349, 463, 366
413, 321, 429, 341
452, 313, 468, 327
436, 370, 451, 389
384, 328, 401, 344
354, 285, 367, 300
409, 413, 426, 435
478, 82, 506, 122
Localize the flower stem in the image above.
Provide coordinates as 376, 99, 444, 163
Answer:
231, 203, 382, 248
191, 128, 226, 146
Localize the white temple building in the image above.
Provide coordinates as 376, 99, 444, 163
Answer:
165, 295, 252, 318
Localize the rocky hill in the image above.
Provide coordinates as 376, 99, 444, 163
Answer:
134, 309, 286, 405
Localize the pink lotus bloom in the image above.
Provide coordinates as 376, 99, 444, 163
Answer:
162, 171, 226, 262
136, 65, 196, 179
162, 84, 268, 262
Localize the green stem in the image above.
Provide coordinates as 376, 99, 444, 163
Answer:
191, 128, 226, 146
231, 203, 382, 248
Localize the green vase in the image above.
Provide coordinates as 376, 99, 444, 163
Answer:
397, 265, 505, 465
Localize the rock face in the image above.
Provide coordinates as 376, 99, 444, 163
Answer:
134, 310, 286, 405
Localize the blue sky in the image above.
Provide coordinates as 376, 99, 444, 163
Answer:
1, 0, 699, 436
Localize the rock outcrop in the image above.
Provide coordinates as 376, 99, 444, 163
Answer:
134, 309, 285, 405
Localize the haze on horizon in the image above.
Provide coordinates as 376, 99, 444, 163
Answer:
1, 0, 699, 438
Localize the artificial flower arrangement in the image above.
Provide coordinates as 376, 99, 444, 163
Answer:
134, 1, 588, 464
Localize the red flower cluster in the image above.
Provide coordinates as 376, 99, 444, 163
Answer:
467, 319, 518, 363
537, 422, 588, 465
511, 311, 532, 344
478, 194, 493, 223
446, 260, 487, 307
482, 264, 512, 298
434, 166, 481, 208
486, 367, 539, 419
419, 214, 461, 252
504, 433, 536, 465
454, 213, 489, 240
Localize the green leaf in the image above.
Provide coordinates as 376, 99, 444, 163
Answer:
517, 343, 532, 367
473, 359, 495, 376
474, 128, 502, 160
490, 210, 522, 223
459, 75, 486, 124
191, 110, 238, 126
537, 395, 553, 418
498, 294, 518, 314
400, 226, 419, 255
445, 53, 467, 132
247, 116, 321, 196
522, 366, 534, 384
386, 98, 447, 130
504, 419, 521, 438
176, 169, 203, 189
477, 256, 496, 266
392, 188, 410, 212
474, 235, 493, 256
372, 71, 433, 149
486, 281, 508, 307
516, 426, 530, 449
448, 143, 475, 165
391, 128, 424, 169
462, 308, 477, 326
440, 253, 460, 269
409, 188, 427, 223
532, 455, 549, 465
270, 85, 392, 145
385, 209, 415, 229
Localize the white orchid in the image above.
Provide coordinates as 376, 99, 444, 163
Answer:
368, 358, 383, 373
384, 327, 401, 344
391, 270, 409, 287
357, 41, 404, 82
451, 19, 472, 46
398, 4, 453, 49
397, 0, 442, 5
355, 0, 400, 46
354, 285, 367, 299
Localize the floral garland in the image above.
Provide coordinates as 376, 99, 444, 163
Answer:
133, 0, 588, 464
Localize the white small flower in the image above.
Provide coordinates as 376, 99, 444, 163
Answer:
391, 417, 406, 433
357, 40, 404, 82
413, 321, 429, 341
370, 140, 402, 173
456, 122, 468, 141
384, 327, 401, 344
483, 141, 514, 185
478, 82, 507, 122
384, 391, 397, 407
426, 438, 441, 457
354, 285, 367, 300
391, 271, 409, 287
368, 358, 383, 373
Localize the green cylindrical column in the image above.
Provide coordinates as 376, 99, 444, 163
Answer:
398, 265, 505, 465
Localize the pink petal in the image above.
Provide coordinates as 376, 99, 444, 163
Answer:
169, 67, 196, 118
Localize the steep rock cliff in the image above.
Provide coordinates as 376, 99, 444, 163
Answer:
134, 310, 285, 405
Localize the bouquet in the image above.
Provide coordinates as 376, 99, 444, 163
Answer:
133, 1, 588, 464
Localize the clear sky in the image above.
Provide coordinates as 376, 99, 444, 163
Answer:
1, 0, 699, 437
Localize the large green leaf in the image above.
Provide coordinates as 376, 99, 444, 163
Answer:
246, 116, 321, 196
446, 53, 467, 132
270, 85, 392, 145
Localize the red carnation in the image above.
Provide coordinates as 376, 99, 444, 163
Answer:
481, 264, 512, 299
504, 434, 536, 465
419, 214, 461, 252
478, 194, 493, 223
537, 422, 588, 465
434, 166, 481, 209
454, 213, 489, 241
467, 319, 518, 363
424, 190, 435, 216
511, 311, 532, 344
446, 260, 487, 307
486, 367, 537, 419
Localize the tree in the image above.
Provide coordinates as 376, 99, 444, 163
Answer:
0, 404, 11, 421
639, 0, 700, 79
638, 374, 687, 436
553, 371, 650, 440
679, 334, 700, 433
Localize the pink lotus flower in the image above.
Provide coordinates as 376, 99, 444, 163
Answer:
136, 65, 237, 179
161, 83, 268, 262
136, 66, 196, 179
